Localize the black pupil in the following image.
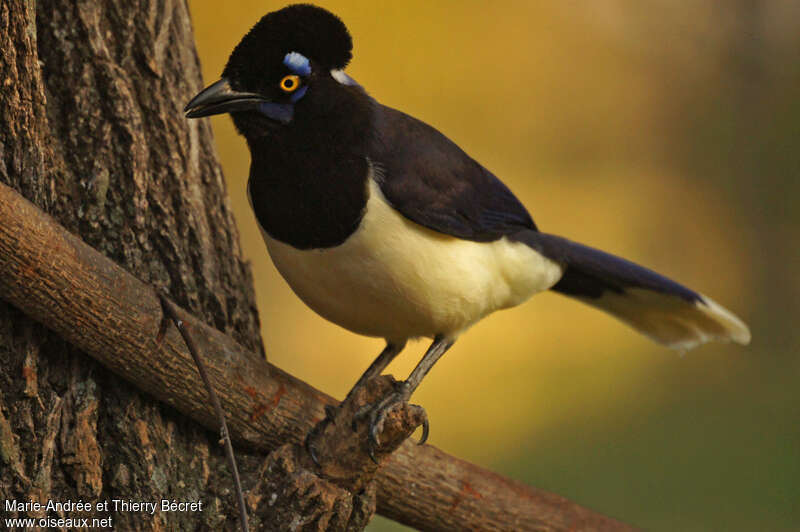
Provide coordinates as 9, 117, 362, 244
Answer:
284, 78, 294, 89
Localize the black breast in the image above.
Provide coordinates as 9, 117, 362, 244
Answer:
248, 150, 369, 249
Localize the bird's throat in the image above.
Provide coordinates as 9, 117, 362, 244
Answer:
247, 132, 370, 250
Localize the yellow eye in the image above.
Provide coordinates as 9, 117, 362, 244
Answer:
279, 74, 300, 92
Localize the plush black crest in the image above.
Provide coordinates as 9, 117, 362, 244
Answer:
223, 4, 352, 88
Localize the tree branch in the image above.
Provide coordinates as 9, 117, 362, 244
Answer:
0, 180, 636, 531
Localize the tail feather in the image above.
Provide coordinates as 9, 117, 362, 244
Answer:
515, 232, 751, 350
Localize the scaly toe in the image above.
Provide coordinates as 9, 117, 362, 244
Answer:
304, 404, 340, 466
367, 391, 404, 447
352, 403, 372, 431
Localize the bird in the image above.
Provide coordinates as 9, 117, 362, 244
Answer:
184, 4, 750, 460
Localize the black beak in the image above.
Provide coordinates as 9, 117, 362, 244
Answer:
184, 78, 294, 124
184, 78, 267, 118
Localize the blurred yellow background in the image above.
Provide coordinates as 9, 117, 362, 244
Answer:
188, 2, 799, 530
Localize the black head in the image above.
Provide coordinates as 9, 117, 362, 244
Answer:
224, 4, 352, 87
184, 4, 362, 137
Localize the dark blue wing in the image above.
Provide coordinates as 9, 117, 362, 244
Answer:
367, 103, 536, 242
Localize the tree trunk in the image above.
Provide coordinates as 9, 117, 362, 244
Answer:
0, 0, 264, 529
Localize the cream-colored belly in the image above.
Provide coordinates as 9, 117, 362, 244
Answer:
260, 179, 563, 341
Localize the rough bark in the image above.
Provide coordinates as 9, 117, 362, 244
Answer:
0, 0, 263, 529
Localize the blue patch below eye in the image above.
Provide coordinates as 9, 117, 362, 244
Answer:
258, 102, 294, 124
283, 52, 311, 76
290, 85, 308, 103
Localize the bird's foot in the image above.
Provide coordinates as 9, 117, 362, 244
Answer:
304, 404, 339, 467
352, 381, 429, 463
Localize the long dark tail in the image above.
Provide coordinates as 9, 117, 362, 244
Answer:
516, 232, 751, 350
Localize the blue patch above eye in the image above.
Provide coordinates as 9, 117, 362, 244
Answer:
283, 52, 311, 76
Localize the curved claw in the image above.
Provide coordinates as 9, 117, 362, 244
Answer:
304, 404, 339, 467
366, 403, 391, 462
304, 431, 322, 467
417, 415, 429, 445
367, 446, 379, 464
369, 416, 383, 447
366, 392, 399, 447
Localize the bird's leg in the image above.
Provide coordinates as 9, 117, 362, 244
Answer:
343, 340, 407, 404
305, 341, 405, 465
355, 335, 454, 461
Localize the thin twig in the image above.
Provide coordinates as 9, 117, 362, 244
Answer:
158, 293, 249, 532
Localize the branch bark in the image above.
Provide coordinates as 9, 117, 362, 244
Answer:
0, 180, 636, 531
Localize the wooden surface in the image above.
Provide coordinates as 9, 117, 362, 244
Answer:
0, 180, 637, 531
0, 1, 264, 528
